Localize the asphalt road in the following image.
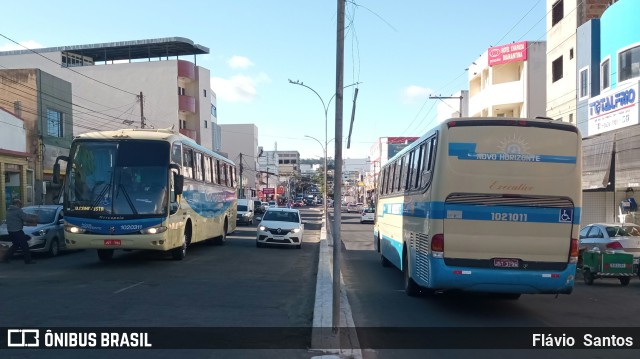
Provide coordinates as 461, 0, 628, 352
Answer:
0, 207, 325, 359
334, 210, 640, 359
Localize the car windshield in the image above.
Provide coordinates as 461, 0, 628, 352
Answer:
363, 208, 375, 213
22, 207, 57, 224
606, 226, 640, 237
262, 211, 299, 223
237, 205, 248, 211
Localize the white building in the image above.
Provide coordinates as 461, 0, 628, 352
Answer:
219, 124, 259, 199
467, 41, 547, 118
0, 37, 217, 149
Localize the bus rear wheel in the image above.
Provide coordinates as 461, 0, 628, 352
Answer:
97, 249, 114, 262
214, 220, 228, 245
403, 251, 420, 297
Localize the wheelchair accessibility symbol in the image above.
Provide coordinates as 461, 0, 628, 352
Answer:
559, 209, 573, 223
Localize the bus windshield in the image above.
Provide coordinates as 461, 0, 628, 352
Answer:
66, 140, 170, 217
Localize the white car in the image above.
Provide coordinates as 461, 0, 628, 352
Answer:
256, 208, 304, 249
360, 208, 375, 224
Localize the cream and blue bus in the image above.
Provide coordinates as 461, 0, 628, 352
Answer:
53, 128, 237, 262
374, 118, 582, 299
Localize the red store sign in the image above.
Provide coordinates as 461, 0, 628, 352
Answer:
488, 41, 528, 66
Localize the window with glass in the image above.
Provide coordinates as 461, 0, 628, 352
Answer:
194, 152, 203, 181
183, 147, 194, 179
601, 58, 610, 90
579, 68, 589, 99
204, 156, 212, 183
619, 45, 640, 83
47, 109, 63, 137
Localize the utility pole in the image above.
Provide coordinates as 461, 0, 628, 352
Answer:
333, 0, 345, 334
139, 92, 146, 128
429, 94, 464, 118
239, 153, 244, 199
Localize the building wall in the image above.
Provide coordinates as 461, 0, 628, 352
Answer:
576, 19, 600, 136
220, 124, 259, 198
0, 108, 30, 220
546, 0, 578, 123
0, 50, 213, 150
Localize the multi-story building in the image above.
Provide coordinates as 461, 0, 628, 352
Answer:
0, 69, 73, 207
467, 41, 546, 118
0, 37, 216, 149
257, 150, 279, 201
0, 108, 30, 221
546, 0, 612, 124
219, 124, 259, 199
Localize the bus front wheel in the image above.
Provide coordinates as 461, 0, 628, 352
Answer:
97, 249, 114, 262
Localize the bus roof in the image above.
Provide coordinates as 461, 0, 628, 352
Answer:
73, 128, 235, 165
386, 117, 579, 165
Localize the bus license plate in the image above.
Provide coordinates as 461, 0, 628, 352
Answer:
104, 240, 121, 246
494, 258, 519, 268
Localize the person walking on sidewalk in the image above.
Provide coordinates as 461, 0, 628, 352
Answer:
2, 199, 38, 264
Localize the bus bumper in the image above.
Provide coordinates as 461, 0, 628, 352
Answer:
422, 259, 576, 294
66, 233, 172, 251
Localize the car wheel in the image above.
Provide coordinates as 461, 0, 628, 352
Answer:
97, 249, 114, 262
583, 269, 594, 285
49, 238, 60, 257
619, 277, 631, 286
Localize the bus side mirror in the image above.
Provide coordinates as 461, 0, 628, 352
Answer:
174, 174, 184, 195
52, 155, 68, 184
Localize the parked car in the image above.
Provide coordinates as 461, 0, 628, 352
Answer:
360, 208, 376, 224
0, 205, 66, 257
268, 200, 277, 208
254, 200, 265, 215
256, 208, 304, 249
579, 223, 640, 274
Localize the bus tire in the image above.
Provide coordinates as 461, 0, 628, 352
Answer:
214, 219, 228, 245
172, 230, 190, 260
403, 249, 420, 297
97, 249, 114, 262
381, 254, 391, 268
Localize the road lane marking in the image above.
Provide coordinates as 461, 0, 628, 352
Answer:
113, 281, 144, 294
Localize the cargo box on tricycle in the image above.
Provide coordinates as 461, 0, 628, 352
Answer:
582, 249, 635, 286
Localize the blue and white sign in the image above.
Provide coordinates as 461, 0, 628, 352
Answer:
587, 82, 639, 136
559, 208, 573, 223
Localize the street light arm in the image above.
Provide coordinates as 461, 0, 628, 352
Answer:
289, 79, 328, 115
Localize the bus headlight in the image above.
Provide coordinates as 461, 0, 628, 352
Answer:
65, 225, 86, 234
140, 226, 167, 235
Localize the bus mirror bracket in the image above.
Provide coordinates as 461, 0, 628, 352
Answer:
53, 156, 69, 184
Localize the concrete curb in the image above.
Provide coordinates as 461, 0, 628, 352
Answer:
311, 211, 362, 359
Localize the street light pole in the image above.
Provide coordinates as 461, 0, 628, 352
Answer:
304, 135, 328, 218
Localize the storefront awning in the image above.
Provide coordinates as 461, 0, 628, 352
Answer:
582, 133, 615, 190
615, 125, 640, 188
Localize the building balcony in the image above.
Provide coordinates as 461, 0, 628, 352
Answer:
179, 128, 197, 141
468, 81, 524, 117
179, 95, 196, 114
177, 60, 195, 80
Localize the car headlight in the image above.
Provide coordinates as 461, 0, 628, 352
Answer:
243, 213, 251, 217
291, 228, 301, 233
65, 225, 86, 234
140, 226, 167, 234
32, 229, 48, 236
259, 225, 268, 231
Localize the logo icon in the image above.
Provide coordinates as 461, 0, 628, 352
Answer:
7, 329, 40, 347
559, 209, 573, 223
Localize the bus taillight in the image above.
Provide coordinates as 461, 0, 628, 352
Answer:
431, 233, 444, 253
569, 238, 579, 263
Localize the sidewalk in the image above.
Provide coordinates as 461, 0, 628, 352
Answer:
310, 209, 362, 359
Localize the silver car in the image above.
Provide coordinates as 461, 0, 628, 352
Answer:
256, 208, 304, 249
579, 223, 640, 274
0, 205, 66, 257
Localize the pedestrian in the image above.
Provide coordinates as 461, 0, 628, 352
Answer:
2, 199, 38, 264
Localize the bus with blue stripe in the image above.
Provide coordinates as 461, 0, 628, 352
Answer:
53, 128, 237, 262
373, 118, 582, 299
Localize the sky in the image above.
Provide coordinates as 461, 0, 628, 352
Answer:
0, 0, 547, 160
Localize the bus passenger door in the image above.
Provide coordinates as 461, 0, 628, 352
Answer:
167, 170, 183, 248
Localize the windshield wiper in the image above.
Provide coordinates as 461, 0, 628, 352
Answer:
117, 185, 138, 215
90, 184, 111, 212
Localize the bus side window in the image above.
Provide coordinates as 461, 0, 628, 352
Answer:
171, 142, 182, 165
